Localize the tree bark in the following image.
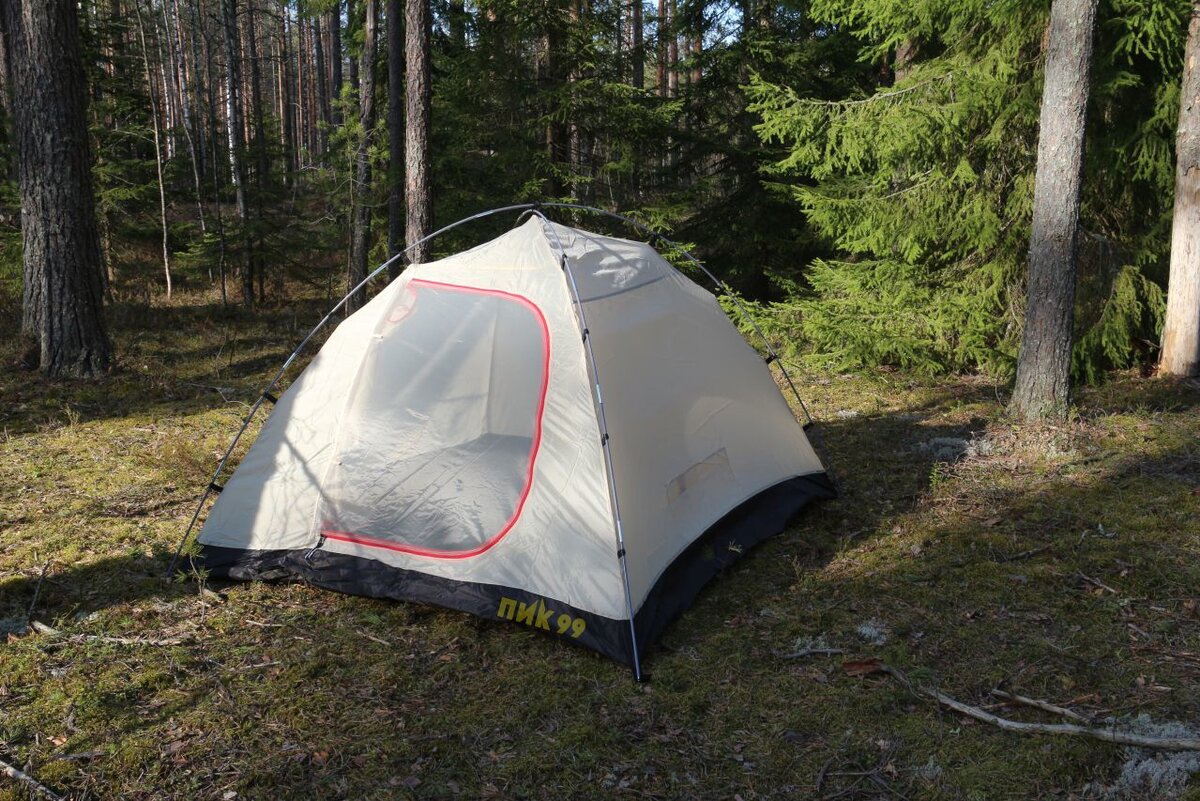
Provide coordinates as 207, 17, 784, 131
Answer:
246, 0, 270, 303
313, 11, 329, 153
133, 0, 174, 298
656, 0, 666, 97
0, 0, 113, 377
348, 0, 377, 311
631, 0, 643, 90
1010, 0, 1098, 421
348, 0, 360, 93
667, 0, 678, 98
1160, 3, 1200, 377
221, 0, 254, 306
330, 1, 343, 127
405, 0, 431, 264
387, 0, 404, 274
895, 37, 919, 83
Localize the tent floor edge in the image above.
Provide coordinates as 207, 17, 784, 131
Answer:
194, 472, 835, 670
195, 544, 639, 665
631, 472, 836, 662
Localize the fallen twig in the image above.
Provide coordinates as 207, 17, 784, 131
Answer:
1078, 572, 1118, 594
783, 647, 845, 660
994, 545, 1050, 563
48, 749, 106, 763
0, 755, 65, 800
25, 561, 51, 624
31, 620, 187, 647
876, 665, 1200, 751
989, 689, 1092, 724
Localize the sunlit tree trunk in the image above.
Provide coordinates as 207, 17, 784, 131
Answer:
387, 0, 404, 274
1010, 0, 1099, 421
1160, 3, 1200, 377
133, 0, 173, 298
405, 0, 431, 263
221, 0, 254, 306
245, 0, 270, 302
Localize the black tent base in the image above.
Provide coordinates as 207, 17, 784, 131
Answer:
194, 473, 836, 669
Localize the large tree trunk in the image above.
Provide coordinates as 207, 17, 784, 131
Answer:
405, 0, 431, 264
387, 0, 404, 275
1160, 4, 1200, 378
221, 0, 254, 306
0, 0, 113, 377
347, 0, 378, 312
1009, 0, 1098, 421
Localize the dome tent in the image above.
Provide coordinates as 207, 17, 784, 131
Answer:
177, 207, 834, 679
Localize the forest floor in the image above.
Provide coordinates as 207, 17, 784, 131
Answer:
1, 286, 1199, 800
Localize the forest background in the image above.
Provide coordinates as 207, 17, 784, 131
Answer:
0, 0, 1193, 385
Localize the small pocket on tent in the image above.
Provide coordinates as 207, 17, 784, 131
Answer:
667, 448, 732, 505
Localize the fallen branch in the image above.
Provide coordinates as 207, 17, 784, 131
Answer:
877, 665, 1200, 751
0, 756, 65, 801
989, 689, 1092, 724
31, 621, 186, 647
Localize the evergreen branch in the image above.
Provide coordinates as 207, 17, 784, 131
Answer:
785, 73, 955, 108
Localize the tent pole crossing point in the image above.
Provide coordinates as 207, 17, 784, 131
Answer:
538, 202, 814, 427
534, 211, 645, 681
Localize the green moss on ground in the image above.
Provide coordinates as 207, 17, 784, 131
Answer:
1, 290, 1198, 799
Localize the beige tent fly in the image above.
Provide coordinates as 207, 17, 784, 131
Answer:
179, 208, 834, 678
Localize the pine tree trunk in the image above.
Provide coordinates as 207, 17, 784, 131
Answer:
1160, 3, 1200, 377
330, 2, 343, 128
448, 0, 466, 52
667, 0, 678, 98
405, 0, 431, 264
246, 0, 270, 303
0, 0, 113, 377
348, 0, 360, 93
1010, 0, 1098, 421
894, 37, 919, 83
387, 0, 404, 273
348, 0, 378, 311
313, 12, 329, 153
201, 0, 230, 303
221, 0, 254, 306
656, 0, 666, 97
133, 0, 174, 298
631, 0, 643, 90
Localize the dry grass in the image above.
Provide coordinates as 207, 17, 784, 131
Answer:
1, 288, 1199, 800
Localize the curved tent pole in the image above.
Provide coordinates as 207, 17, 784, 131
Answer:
539, 202, 815, 427
166, 203, 539, 578
532, 211, 646, 683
